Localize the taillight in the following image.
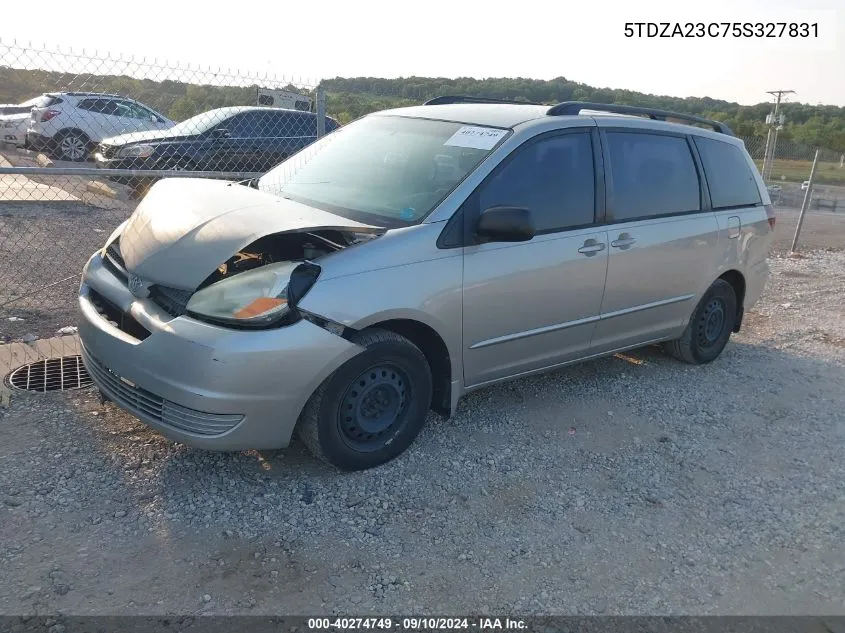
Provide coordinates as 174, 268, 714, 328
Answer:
40, 109, 61, 122
765, 204, 776, 229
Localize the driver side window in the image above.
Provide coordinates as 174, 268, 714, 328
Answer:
479, 131, 596, 233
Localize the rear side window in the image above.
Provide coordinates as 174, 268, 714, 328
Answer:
225, 112, 264, 137
479, 132, 595, 233
606, 132, 700, 221
289, 112, 317, 136
694, 137, 762, 209
76, 98, 101, 112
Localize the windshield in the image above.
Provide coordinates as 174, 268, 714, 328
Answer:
257, 115, 509, 227
167, 109, 233, 136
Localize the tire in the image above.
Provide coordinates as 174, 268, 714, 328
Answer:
297, 328, 433, 471
54, 130, 91, 162
664, 279, 737, 365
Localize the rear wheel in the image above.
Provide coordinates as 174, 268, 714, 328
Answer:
664, 279, 737, 364
55, 130, 91, 162
297, 328, 432, 471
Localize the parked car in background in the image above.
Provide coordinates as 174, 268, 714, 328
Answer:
26, 92, 173, 161
0, 95, 56, 116
94, 106, 340, 193
0, 112, 30, 147
79, 98, 774, 471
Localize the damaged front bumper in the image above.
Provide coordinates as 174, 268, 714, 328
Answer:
78, 252, 364, 450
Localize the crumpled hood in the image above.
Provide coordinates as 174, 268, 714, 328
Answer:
118, 178, 382, 290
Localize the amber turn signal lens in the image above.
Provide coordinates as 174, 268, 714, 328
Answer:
233, 297, 286, 319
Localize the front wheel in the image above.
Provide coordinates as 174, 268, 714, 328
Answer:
664, 279, 737, 365
297, 328, 433, 471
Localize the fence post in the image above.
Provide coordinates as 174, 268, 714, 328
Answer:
761, 128, 773, 181
790, 148, 820, 253
315, 86, 326, 138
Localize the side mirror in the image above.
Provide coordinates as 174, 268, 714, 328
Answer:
474, 206, 534, 243
212, 128, 230, 139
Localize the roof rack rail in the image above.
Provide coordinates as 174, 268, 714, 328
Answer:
424, 95, 542, 106
547, 101, 734, 136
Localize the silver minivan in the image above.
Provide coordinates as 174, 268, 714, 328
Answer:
78, 98, 775, 471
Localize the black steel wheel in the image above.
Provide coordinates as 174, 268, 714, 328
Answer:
337, 363, 410, 452
664, 279, 737, 365
297, 328, 432, 471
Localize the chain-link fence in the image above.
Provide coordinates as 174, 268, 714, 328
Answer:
2, 39, 844, 395
740, 135, 845, 213
0, 40, 325, 393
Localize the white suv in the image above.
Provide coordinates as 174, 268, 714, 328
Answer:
26, 92, 174, 161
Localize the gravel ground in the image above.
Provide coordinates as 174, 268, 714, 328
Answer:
1, 246, 844, 616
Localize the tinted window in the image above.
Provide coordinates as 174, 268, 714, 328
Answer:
479, 132, 595, 232
113, 101, 153, 120
292, 112, 317, 136
77, 98, 110, 113
606, 132, 700, 221
225, 112, 263, 137
694, 137, 762, 209
99, 100, 123, 116
77, 99, 123, 116
254, 111, 283, 136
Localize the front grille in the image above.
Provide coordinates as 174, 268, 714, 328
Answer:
88, 288, 151, 341
106, 239, 125, 268
150, 285, 193, 317
105, 238, 193, 318
83, 351, 243, 436
104, 239, 127, 282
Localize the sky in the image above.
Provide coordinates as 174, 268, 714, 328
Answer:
3, 0, 844, 107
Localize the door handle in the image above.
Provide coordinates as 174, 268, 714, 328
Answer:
577, 240, 606, 256
611, 234, 637, 249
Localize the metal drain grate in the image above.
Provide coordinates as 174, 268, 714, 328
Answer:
5, 355, 93, 392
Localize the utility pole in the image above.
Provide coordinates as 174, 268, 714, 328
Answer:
761, 89, 795, 182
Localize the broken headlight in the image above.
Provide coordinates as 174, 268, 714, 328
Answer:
186, 261, 319, 327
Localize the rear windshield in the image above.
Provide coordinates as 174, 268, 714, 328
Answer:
258, 115, 510, 227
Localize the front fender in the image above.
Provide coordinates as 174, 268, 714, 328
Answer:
296, 255, 463, 383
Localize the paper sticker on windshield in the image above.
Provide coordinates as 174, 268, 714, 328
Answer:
444, 126, 507, 150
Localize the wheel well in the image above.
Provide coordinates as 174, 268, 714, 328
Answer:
367, 319, 452, 416
718, 270, 746, 332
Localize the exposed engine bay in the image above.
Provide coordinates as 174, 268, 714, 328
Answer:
201, 229, 381, 288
